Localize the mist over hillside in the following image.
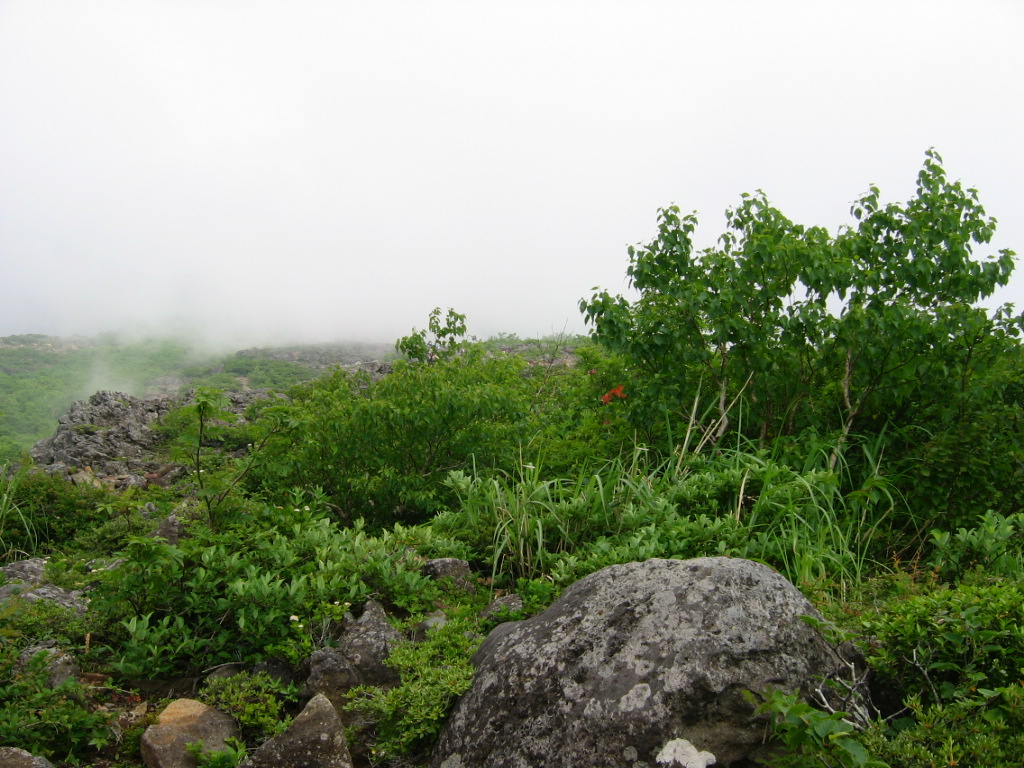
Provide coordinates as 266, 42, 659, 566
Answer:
0, 331, 399, 462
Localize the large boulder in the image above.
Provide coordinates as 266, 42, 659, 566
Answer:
432, 557, 854, 768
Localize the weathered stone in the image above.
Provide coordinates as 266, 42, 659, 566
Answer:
0, 558, 87, 613
18, 642, 80, 689
421, 558, 476, 591
480, 593, 524, 621
0, 558, 48, 586
0, 747, 56, 768
140, 699, 239, 768
302, 600, 402, 712
11, 584, 88, 613
432, 557, 853, 768
153, 515, 182, 545
411, 610, 449, 641
241, 693, 352, 768
30, 391, 178, 478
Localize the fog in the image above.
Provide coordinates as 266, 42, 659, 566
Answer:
2, 1, 1022, 348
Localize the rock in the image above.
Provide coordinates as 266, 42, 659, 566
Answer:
411, 610, 449, 641
153, 514, 183, 545
432, 557, 854, 768
480, 593, 524, 621
302, 600, 403, 712
0, 558, 88, 613
240, 693, 352, 768
140, 699, 240, 768
0, 748, 55, 768
421, 558, 476, 592
30, 391, 179, 479
0, 558, 47, 586
18, 642, 80, 689
7, 584, 88, 613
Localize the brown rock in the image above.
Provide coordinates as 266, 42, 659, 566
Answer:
140, 699, 239, 768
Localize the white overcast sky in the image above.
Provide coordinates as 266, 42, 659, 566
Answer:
1, 1, 1022, 347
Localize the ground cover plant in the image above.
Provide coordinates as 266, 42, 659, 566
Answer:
0, 151, 1022, 766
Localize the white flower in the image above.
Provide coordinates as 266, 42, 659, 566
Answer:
289, 615, 300, 622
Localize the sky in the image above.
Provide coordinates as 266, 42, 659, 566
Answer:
1, 1, 1022, 348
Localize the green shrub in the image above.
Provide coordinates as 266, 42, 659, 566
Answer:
928, 510, 1024, 582
0, 644, 115, 761
861, 581, 1024, 706
2, 468, 117, 557
752, 689, 886, 768
345, 617, 480, 760
90, 505, 445, 676
249, 351, 541, 527
863, 684, 1024, 768
198, 671, 297, 744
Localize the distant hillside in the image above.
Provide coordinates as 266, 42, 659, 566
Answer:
0, 334, 395, 462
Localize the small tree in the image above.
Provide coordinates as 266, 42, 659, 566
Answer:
581, 151, 1021, 518
396, 307, 468, 363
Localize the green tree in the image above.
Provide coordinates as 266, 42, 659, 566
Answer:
581, 150, 1021, 526
396, 307, 469, 363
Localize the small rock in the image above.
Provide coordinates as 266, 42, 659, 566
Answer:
241, 693, 352, 768
480, 594, 524, 621
140, 698, 239, 768
18, 643, 80, 689
421, 558, 476, 592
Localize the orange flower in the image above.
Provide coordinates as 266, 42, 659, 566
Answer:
601, 385, 627, 404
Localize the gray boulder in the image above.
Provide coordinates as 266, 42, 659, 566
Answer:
302, 600, 403, 713
421, 558, 476, 592
241, 693, 352, 768
140, 699, 239, 768
0, 558, 47, 585
0, 747, 56, 768
432, 557, 853, 768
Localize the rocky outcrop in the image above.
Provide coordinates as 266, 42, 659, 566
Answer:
0, 558, 87, 613
140, 699, 240, 768
28, 389, 275, 490
432, 557, 855, 768
240, 693, 352, 768
29, 391, 180, 486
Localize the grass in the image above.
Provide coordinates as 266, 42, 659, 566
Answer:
0, 464, 37, 562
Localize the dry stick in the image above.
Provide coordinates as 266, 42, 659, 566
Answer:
830, 347, 862, 472
693, 372, 754, 456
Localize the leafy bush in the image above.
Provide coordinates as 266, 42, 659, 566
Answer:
346, 617, 480, 760
250, 353, 538, 526
928, 510, 1024, 582
0, 644, 115, 761
198, 671, 297, 744
861, 581, 1024, 705
862, 684, 1024, 768
752, 689, 885, 768
2, 467, 117, 558
90, 504, 445, 676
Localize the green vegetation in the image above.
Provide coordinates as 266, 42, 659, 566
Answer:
1, 151, 1022, 766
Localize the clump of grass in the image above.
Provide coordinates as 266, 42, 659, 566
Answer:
0, 464, 37, 561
